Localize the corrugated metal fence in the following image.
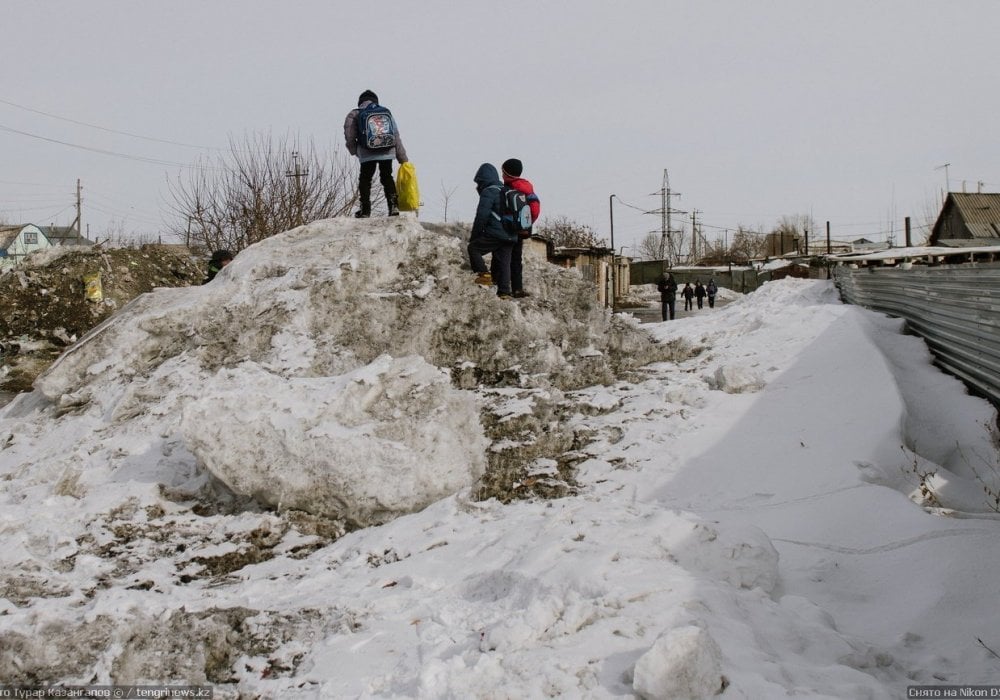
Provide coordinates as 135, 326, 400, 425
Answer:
834, 263, 1000, 405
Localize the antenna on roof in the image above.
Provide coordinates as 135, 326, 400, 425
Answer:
934, 163, 951, 205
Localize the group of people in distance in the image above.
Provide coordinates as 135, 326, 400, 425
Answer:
206, 90, 546, 299
656, 274, 718, 321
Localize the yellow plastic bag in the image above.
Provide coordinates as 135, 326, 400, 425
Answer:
396, 162, 420, 212
83, 271, 103, 303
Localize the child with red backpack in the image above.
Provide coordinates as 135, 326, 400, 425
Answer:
498, 159, 540, 298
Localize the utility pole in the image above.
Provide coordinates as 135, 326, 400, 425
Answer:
285, 151, 309, 226
690, 209, 700, 263
609, 194, 616, 312
66, 178, 83, 241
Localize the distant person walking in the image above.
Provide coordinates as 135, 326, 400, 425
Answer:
468, 163, 516, 299
344, 90, 408, 218
656, 272, 678, 321
500, 158, 541, 298
706, 278, 718, 308
682, 282, 694, 311
695, 280, 706, 309
203, 249, 233, 284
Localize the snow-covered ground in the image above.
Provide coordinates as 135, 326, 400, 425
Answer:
1, 218, 999, 698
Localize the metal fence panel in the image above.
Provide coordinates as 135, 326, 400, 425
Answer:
834, 263, 1000, 404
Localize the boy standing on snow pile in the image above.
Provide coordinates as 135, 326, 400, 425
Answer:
468, 163, 516, 299
344, 90, 408, 218
499, 158, 540, 298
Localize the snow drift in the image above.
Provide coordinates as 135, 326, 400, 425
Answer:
3, 218, 1000, 697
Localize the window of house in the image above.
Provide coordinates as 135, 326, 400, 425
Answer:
23, 232, 38, 244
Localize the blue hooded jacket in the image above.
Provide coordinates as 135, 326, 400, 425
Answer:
471, 163, 518, 243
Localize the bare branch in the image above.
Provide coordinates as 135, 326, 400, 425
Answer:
166, 132, 358, 252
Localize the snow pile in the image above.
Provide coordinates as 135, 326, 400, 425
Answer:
24, 217, 665, 526
180, 355, 487, 524
1, 218, 1000, 697
633, 626, 725, 700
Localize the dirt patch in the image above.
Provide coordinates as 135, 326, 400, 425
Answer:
0, 244, 205, 392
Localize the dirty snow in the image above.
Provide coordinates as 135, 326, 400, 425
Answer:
1, 217, 999, 697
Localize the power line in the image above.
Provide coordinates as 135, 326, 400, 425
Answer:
0, 123, 221, 170
0, 97, 218, 150
0, 179, 68, 189
85, 202, 164, 228
612, 197, 651, 213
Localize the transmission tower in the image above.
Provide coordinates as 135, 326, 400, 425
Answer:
649, 169, 685, 270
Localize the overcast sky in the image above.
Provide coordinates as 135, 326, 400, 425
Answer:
4, 1, 998, 252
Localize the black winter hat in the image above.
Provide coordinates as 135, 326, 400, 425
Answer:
501, 158, 523, 177
358, 90, 378, 106
210, 250, 233, 265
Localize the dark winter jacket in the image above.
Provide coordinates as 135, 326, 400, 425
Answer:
657, 274, 677, 301
707, 280, 718, 297
695, 282, 706, 299
344, 100, 409, 164
203, 250, 233, 284
471, 164, 518, 243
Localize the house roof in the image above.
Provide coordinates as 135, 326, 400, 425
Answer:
828, 243, 1000, 262
931, 192, 1000, 243
39, 225, 94, 246
0, 227, 21, 250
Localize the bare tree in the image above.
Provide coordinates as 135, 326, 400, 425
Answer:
917, 197, 942, 245
728, 226, 767, 263
535, 216, 607, 248
635, 232, 662, 261
167, 132, 357, 252
697, 237, 730, 266
440, 181, 458, 223
768, 214, 819, 255
634, 227, 692, 265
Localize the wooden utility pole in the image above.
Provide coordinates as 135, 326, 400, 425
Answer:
690, 209, 700, 262
826, 221, 831, 255
75, 179, 82, 238
905, 216, 912, 247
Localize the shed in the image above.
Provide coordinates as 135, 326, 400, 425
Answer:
929, 192, 1000, 246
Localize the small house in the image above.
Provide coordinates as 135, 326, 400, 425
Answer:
0, 224, 53, 269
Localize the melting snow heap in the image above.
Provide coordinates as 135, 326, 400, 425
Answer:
15, 217, 662, 527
